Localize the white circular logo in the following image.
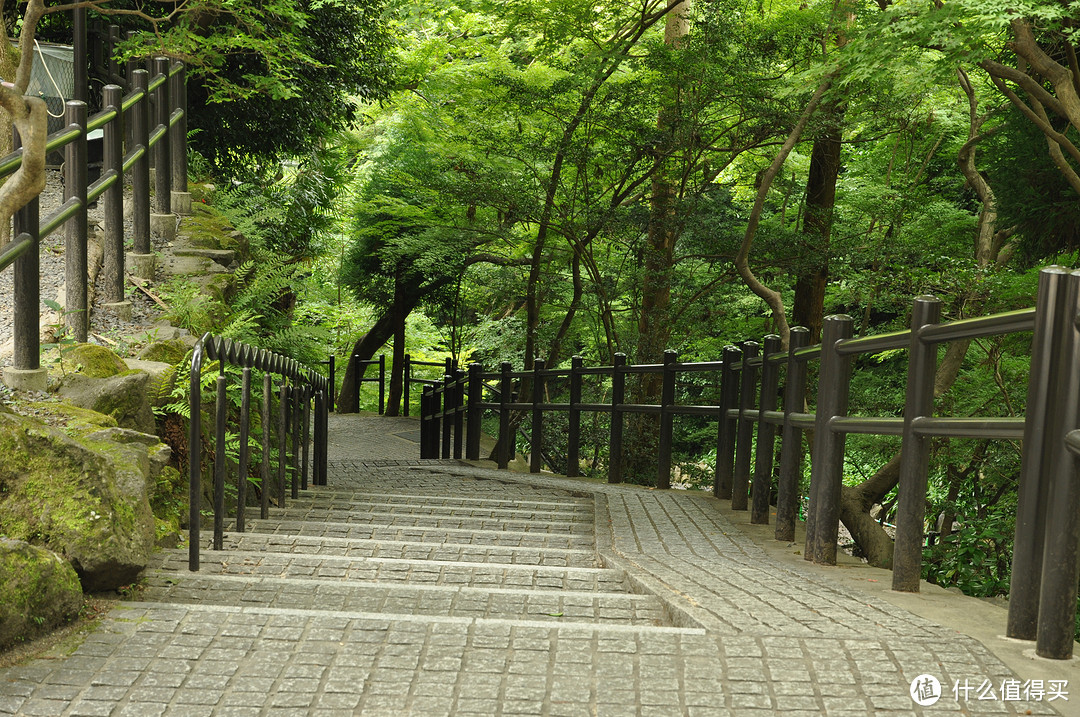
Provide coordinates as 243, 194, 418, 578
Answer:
910, 674, 942, 706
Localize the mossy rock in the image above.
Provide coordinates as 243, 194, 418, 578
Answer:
137, 339, 190, 366
151, 465, 185, 548
0, 411, 156, 591
55, 372, 155, 434
46, 403, 118, 431
0, 539, 82, 651
65, 344, 127, 378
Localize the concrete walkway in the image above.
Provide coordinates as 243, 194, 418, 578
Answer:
1, 414, 1077, 715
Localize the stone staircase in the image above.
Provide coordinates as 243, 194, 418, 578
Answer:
136, 460, 678, 633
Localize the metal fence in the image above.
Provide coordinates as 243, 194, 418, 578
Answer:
403, 354, 456, 416
187, 334, 330, 572
420, 266, 1080, 660
0, 47, 188, 391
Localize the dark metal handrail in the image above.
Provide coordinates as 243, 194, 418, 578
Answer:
188, 333, 329, 572
417, 266, 1080, 661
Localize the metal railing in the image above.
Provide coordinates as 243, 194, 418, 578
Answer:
188, 334, 329, 572
403, 355, 456, 416
346, 353, 386, 414
419, 266, 1080, 660
1, 56, 188, 386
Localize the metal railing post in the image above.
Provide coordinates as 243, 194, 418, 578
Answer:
187, 343, 203, 571
805, 314, 854, 565
453, 368, 465, 459
213, 372, 227, 550
403, 354, 411, 417
11, 131, 41, 378
498, 362, 512, 469
892, 296, 943, 592
328, 355, 335, 413
290, 382, 300, 499
466, 363, 482, 460
169, 62, 191, 214
301, 385, 311, 490
714, 345, 741, 499
123, 31, 138, 97
311, 389, 323, 486
153, 57, 172, 216
530, 359, 545, 473
752, 334, 782, 524
64, 100, 89, 342
353, 354, 360, 412
567, 356, 583, 477
609, 353, 626, 484
277, 383, 288, 507
237, 367, 251, 533
420, 386, 432, 458
379, 354, 386, 415
111, 26, 124, 86
441, 376, 452, 460
74, 9, 87, 103
261, 372, 271, 519
319, 383, 328, 484
1008, 267, 1070, 639
776, 328, 810, 542
1035, 269, 1080, 659
102, 84, 125, 306
130, 69, 152, 275
732, 341, 760, 510
657, 350, 677, 490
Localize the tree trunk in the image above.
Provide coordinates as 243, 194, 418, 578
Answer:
336, 311, 395, 414
336, 275, 452, 412
385, 275, 406, 417
622, 0, 691, 483
792, 110, 843, 343
735, 72, 838, 347
836, 339, 970, 566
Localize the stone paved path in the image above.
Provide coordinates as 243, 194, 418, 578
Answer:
0, 414, 1074, 715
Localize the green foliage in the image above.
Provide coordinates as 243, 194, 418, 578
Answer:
922, 517, 1014, 597
87, 0, 394, 175
212, 148, 353, 260
40, 299, 83, 377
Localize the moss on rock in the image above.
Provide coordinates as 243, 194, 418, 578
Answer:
137, 339, 190, 366
0, 412, 156, 591
0, 539, 82, 651
64, 344, 128, 378
55, 372, 155, 434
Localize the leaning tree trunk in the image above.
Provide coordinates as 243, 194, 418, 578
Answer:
792, 108, 843, 344
336, 312, 395, 414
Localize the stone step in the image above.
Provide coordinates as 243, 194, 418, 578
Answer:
246, 506, 593, 531
272, 495, 593, 521
295, 488, 592, 509
216, 532, 602, 568
154, 550, 629, 591
122, 600, 706, 636
138, 572, 672, 626
229, 519, 596, 549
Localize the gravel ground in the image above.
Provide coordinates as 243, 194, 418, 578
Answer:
0, 169, 174, 366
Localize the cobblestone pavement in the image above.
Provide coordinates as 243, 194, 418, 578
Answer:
0, 415, 1072, 715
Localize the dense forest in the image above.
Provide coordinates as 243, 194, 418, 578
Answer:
88, 0, 1080, 623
